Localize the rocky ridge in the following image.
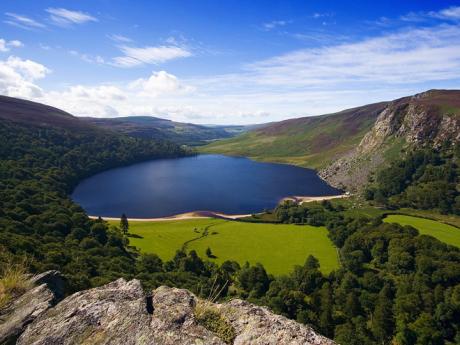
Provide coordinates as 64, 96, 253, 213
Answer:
319, 90, 460, 191
1, 272, 334, 345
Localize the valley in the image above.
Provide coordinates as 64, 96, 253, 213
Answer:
1, 91, 460, 345
2, 2, 460, 343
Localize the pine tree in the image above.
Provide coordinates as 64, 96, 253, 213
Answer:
372, 284, 394, 344
120, 213, 129, 235
318, 282, 334, 337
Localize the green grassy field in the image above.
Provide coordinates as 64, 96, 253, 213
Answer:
384, 214, 460, 247
111, 219, 339, 275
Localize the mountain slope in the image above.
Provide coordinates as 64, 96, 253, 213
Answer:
82, 116, 250, 146
320, 89, 460, 190
0, 95, 90, 129
202, 90, 460, 191
201, 102, 388, 168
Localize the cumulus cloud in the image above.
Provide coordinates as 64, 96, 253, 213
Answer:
0, 56, 50, 98
129, 71, 195, 96
46, 8, 97, 26
0, 39, 23, 52
4, 12, 45, 29
112, 45, 192, 67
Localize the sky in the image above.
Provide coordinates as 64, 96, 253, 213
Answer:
1, 0, 460, 125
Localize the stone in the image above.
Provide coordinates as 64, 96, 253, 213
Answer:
17, 280, 335, 345
0, 270, 64, 344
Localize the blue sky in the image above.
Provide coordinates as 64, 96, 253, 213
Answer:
1, 0, 460, 124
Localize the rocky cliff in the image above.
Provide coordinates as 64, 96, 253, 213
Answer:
1, 272, 335, 345
319, 90, 460, 191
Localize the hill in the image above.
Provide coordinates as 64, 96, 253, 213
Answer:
0, 95, 90, 129
202, 90, 460, 190
201, 101, 388, 168
82, 116, 251, 146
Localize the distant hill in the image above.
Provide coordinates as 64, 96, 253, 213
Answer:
82, 116, 252, 146
202, 90, 460, 191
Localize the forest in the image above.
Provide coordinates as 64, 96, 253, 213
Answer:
365, 146, 460, 215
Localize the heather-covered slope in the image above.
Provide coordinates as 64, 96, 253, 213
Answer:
201, 102, 388, 168
83, 116, 250, 146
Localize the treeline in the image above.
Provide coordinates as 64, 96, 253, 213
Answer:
0, 119, 188, 292
274, 199, 343, 225
365, 146, 460, 214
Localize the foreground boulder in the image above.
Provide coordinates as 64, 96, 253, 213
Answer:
0, 270, 65, 344
18, 278, 335, 345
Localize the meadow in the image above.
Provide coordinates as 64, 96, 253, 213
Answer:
110, 218, 339, 275
384, 214, 460, 247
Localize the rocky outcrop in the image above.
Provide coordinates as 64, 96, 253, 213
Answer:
320, 90, 460, 191
17, 278, 335, 345
0, 270, 65, 344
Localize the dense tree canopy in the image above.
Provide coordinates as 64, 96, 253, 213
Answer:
365, 146, 460, 215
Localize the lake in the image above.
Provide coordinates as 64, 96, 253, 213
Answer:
71, 154, 342, 218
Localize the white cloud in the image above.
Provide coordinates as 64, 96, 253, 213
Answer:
0, 56, 50, 98
432, 6, 460, 20
69, 50, 105, 64
129, 71, 195, 96
4, 12, 45, 29
401, 6, 460, 22
112, 45, 192, 67
46, 8, 97, 26
3, 9, 460, 124
246, 24, 460, 86
262, 20, 287, 31
0, 39, 23, 52
108, 34, 132, 43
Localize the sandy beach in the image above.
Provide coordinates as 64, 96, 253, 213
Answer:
89, 194, 350, 222
280, 193, 350, 204
89, 211, 254, 222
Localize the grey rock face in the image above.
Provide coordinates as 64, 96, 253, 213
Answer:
0, 270, 64, 344
18, 279, 335, 345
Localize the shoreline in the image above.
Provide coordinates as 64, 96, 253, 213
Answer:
89, 194, 350, 222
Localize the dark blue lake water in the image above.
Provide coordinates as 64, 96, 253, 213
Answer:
71, 154, 341, 218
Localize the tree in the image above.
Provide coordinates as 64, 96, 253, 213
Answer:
372, 284, 394, 344
318, 282, 334, 337
120, 213, 129, 235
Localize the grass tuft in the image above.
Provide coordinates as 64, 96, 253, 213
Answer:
195, 300, 236, 344
0, 258, 31, 309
